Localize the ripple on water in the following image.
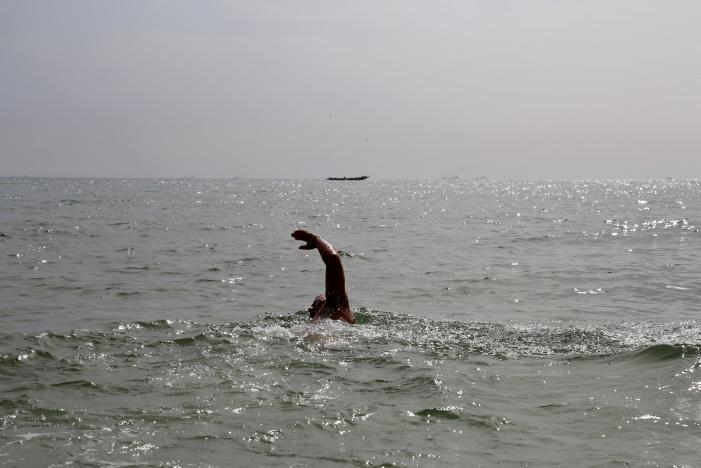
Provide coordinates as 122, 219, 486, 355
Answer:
1, 310, 700, 466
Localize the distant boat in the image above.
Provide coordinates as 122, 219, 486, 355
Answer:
327, 176, 369, 181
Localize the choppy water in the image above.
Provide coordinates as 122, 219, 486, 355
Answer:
1, 177, 700, 467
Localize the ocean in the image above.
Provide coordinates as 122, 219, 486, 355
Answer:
1, 177, 700, 467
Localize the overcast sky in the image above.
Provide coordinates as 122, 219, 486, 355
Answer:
1, 1, 699, 179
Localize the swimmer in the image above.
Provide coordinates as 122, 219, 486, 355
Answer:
291, 229, 356, 324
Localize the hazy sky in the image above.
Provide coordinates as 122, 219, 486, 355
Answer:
2, 1, 699, 179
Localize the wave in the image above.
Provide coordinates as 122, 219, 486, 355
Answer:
346, 310, 693, 359
613, 343, 700, 363
0, 348, 56, 367
1, 313, 698, 371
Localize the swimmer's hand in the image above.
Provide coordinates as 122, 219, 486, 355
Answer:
292, 230, 318, 250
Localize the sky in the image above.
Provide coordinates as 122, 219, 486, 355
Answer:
1, 1, 699, 179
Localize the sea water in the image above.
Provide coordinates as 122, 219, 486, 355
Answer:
1, 177, 700, 467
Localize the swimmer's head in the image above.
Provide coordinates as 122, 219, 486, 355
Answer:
308, 294, 326, 318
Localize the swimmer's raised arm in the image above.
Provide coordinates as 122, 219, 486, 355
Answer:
292, 230, 339, 264
291, 230, 355, 324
